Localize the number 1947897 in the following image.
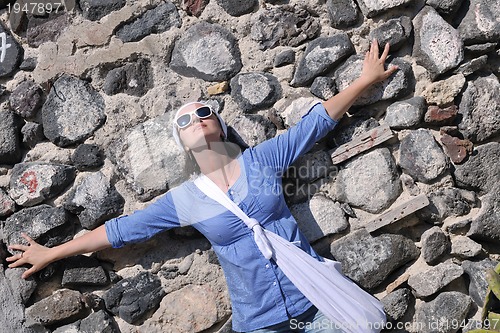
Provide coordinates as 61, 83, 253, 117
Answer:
7, 2, 64, 14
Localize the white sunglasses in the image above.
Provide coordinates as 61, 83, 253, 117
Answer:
175, 106, 213, 129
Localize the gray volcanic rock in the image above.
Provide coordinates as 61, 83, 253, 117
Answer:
27, 13, 71, 48
61, 255, 109, 287
0, 266, 34, 333
369, 16, 413, 51
80, 0, 126, 21
357, 0, 413, 18
326, 0, 359, 29
399, 129, 448, 183
115, 1, 181, 42
216, 0, 257, 16
457, 74, 500, 143
384, 96, 426, 129
21, 122, 44, 148
381, 288, 412, 321
334, 55, 413, 106
291, 34, 354, 87
332, 148, 401, 213
170, 22, 242, 81
467, 184, 500, 243
458, 0, 500, 45
408, 262, 464, 297
64, 171, 124, 230
0, 188, 15, 217
330, 229, 419, 289
230, 72, 281, 112
9, 80, 43, 119
0, 108, 23, 164
9, 162, 76, 207
426, 0, 464, 15
229, 114, 277, 147
0, 23, 23, 77
421, 226, 450, 264
42, 74, 106, 147
412, 6, 463, 80
103, 59, 153, 97
102, 272, 165, 324
250, 6, 320, 50
454, 142, 500, 194
462, 259, 499, 307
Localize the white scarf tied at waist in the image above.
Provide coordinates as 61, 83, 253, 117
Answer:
194, 175, 386, 333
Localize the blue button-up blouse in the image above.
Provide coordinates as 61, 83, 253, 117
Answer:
105, 103, 338, 332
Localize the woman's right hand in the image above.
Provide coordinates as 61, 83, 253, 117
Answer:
6, 233, 54, 279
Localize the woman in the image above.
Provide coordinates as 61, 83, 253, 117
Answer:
7, 40, 397, 332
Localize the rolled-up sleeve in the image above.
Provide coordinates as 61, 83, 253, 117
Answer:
250, 102, 337, 172
105, 191, 180, 248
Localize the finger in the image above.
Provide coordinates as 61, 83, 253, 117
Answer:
22, 267, 37, 279
21, 232, 35, 245
381, 42, 390, 61
8, 244, 30, 252
372, 39, 379, 59
8, 257, 25, 268
384, 65, 399, 78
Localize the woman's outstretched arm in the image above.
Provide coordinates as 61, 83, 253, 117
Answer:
6, 225, 111, 279
323, 39, 399, 121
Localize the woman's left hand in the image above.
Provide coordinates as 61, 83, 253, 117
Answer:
360, 39, 399, 85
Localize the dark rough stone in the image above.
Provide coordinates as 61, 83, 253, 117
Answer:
229, 114, 277, 147
458, 74, 500, 143
381, 288, 412, 321
4, 268, 37, 304
408, 262, 464, 298
357, 0, 413, 18
330, 229, 419, 290
453, 54, 488, 77
9, 162, 76, 207
230, 72, 281, 112
415, 292, 472, 333
310, 77, 337, 100
62, 255, 109, 287
467, 184, 500, 243
426, 0, 464, 15
462, 259, 499, 307
216, 0, 257, 16
0, 266, 33, 333
103, 59, 153, 97
42, 74, 106, 147
424, 105, 458, 125
0, 108, 23, 164
291, 34, 354, 87
21, 122, 44, 148
9, 80, 44, 119
0, 188, 15, 217
19, 57, 37, 71
334, 55, 413, 106
115, 1, 180, 42
369, 16, 412, 51
273, 49, 295, 67
102, 272, 165, 324
71, 144, 105, 170
458, 0, 500, 45
464, 42, 498, 56
4, 205, 70, 251
440, 132, 473, 164
420, 226, 450, 264
412, 6, 464, 80
27, 13, 71, 48
250, 6, 320, 50
417, 188, 475, 225
170, 22, 242, 82
79, 0, 126, 21
454, 142, 500, 194
64, 171, 124, 230
0, 23, 23, 77
384, 96, 426, 129
25, 289, 87, 327
328, 117, 380, 148
326, 0, 359, 29
183, 0, 209, 17
114, 113, 185, 201
399, 129, 448, 183
332, 148, 401, 213
80, 310, 119, 333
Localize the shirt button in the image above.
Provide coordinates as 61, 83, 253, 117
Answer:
265, 264, 270, 269
273, 281, 277, 286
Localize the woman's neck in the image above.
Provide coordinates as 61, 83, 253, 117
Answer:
191, 141, 234, 175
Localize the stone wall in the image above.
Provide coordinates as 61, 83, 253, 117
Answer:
0, 0, 499, 332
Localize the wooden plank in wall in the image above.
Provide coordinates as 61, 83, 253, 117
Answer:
329, 124, 394, 164
363, 194, 430, 233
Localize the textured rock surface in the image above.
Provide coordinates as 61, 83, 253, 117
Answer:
384, 96, 426, 129
408, 262, 464, 297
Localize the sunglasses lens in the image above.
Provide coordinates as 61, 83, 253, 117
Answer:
176, 114, 191, 128
196, 106, 212, 118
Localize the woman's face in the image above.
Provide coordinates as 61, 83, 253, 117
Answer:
177, 103, 224, 151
